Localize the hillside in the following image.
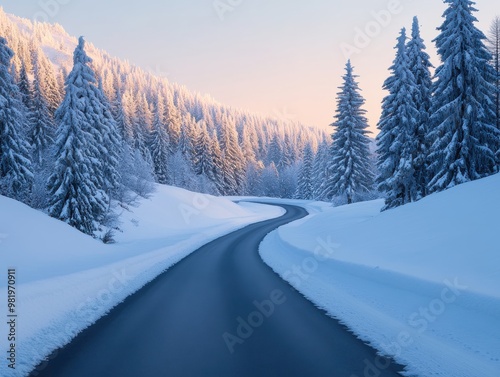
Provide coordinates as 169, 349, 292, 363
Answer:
0, 7, 328, 200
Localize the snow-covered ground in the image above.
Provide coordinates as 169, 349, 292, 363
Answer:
0, 185, 283, 377
260, 174, 500, 377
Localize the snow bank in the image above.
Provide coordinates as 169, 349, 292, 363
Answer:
260, 174, 500, 377
0, 185, 283, 377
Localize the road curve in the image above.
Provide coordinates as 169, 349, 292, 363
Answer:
32, 203, 403, 377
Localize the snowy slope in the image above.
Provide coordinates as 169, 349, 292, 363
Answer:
260, 174, 500, 377
0, 186, 283, 377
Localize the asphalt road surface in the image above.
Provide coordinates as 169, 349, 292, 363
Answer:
33, 203, 404, 377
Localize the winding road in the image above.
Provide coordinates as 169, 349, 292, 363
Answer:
33, 203, 403, 377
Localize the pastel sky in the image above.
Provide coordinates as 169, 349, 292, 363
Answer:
1, 0, 498, 134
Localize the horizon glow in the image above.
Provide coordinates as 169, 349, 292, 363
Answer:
1, 0, 498, 135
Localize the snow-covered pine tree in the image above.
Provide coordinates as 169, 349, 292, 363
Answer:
260, 162, 280, 197
193, 121, 215, 181
295, 142, 314, 199
17, 61, 32, 112
0, 37, 33, 201
277, 134, 294, 171
325, 60, 374, 204
279, 164, 298, 199
164, 91, 182, 151
267, 134, 283, 167
149, 93, 170, 184
376, 28, 420, 210
312, 141, 330, 200
135, 93, 153, 162
29, 57, 55, 165
94, 77, 122, 196
219, 115, 245, 195
121, 89, 137, 145
47, 37, 108, 235
210, 129, 225, 195
31, 47, 61, 118
240, 125, 257, 165
487, 16, 500, 133
244, 160, 264, 196
179, 115, 196, 165
407, 16, 433, 198
428, 0, 500, 192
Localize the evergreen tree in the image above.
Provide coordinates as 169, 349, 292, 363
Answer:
210, 129, 225, 195
407, 16, 434, 198
312, 141, 330, 200
428, 0, 499, 192
179, 118, 195, 165
295, 143, 314, 199
31, 47, 61, 118
164, 92, 182, 151
193, 121, 216, 181
95, 78, 122, 195
149, 94, 170, 184
277, 134, 294, 171
47, 37, 108, 235
376, 28, 420, 210
245, 160, 264, 196
29, 58, 55, 165
0, 37, 33, 201
17, 61, 32, 111
135, 93, 152, 161
219, 115, 244, 195
487, 16, 500, 133
326, 60, 374, 204
267, 134, 283, 167
121, 90, 137, 145
260, 162, 280, 197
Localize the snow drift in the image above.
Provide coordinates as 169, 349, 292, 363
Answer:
0, 185, 283, 377
261, 173, 500, 377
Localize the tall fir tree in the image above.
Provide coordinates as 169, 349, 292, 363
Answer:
95, 78, 122, 195
0, 37, 33, 201
164, 92, 182, 151
325, 60, 374, 204
17, 61, 32, 111
29, 58, 55, 165
31, 47, 61, 118
376, 28, 420, 210
295, 142, 314, 200
210, 129, 225, 195
193, 122, 216, 181
312, 141, 330, 200
149, 94, 170, 184
407, 16, 434, 198
487, 16, 500, 133
219, 115, 245, 195
47, 37, 108, 235
428, 0, 499, 192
